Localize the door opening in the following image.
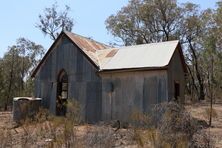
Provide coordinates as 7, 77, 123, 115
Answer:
56, 70, 68, 116
174, 82, 180, 100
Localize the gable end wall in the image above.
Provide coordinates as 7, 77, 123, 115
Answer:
34, 36, 102, 123
167, 47, 185, 102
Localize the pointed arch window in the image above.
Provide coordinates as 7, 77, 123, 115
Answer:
58, 70, 68, 99
56, 69, 68, 116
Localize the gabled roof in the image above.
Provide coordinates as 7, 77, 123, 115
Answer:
32, 31, 187, 77
98, 40, 179, 70
65, 32, 110, 66
31, 31, 110, 77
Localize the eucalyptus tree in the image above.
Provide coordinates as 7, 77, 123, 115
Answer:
15, 38, 45, 93
36, 3, 74, 40
0, 39, 44, 110
1, 46, 20, 110
106, 0, 219, 101
202, 2, 222, 125
0, 58, 5, 109
214, 1, 222, 50
178, 3, 207, 100
106, 0, 182, 46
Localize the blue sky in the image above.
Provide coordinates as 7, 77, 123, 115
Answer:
0, 0, 218, 57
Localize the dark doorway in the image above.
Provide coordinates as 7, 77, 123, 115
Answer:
56, 70, 68, 116
174, 82, 180, 100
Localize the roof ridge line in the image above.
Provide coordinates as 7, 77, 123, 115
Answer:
64, 31, 111, 48
96, 40, 180, 51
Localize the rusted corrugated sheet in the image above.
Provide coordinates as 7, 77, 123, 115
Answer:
96, 48, 119, 68
65, 32, 109, 52
65, 32, 111, 66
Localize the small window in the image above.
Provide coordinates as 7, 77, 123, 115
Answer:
174, 82, 180, 100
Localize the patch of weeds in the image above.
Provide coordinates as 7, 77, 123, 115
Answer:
84, 126, 115, 148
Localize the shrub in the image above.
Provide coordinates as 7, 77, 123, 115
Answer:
66, 99, 81, 124
149, 101, 194, 147
130, 108, 151, 128
45, 99, 81, 147
84, 126, 115, 148
191, 130, 214, 148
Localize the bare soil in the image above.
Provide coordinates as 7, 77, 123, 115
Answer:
186, 102, 222, 148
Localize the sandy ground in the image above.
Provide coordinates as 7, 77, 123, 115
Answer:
186, 102, 222, 148
1, 103, 222, 147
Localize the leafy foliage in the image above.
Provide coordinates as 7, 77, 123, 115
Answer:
106, 0, 222, 103
0, 39, 44, 110
106, 0, 181, 45
36, 2, 74, 40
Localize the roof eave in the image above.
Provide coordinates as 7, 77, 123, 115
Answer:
31, 32, 65, 78
98, 66, 168, 74
177, 43, 188, 73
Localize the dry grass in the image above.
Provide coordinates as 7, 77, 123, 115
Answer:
186, 102, 222, 147
0, 101, 222, 147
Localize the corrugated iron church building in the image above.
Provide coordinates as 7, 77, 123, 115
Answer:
32, 31, 187, 123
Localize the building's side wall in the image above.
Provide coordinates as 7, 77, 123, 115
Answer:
34, 36, 102, 123
100, 70, 168, 122
167, 47, 185, 102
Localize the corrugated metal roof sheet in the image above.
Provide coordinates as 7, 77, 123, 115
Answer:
65, 32, 111, 66
96, 48, 119, 68
99, 40, 179, 70
32, 31, 181, 77
66, 32, 179, 70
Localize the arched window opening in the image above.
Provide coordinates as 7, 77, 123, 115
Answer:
56, 70, 68, 116
58, 71, 68, 100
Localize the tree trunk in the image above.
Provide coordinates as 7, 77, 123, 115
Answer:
199, 85, 205, 100
209, 53, 214, 127
188, 40, 205, 100
209, 93, 213, 126
4, 103, 7, 111
186, 64, 199, 99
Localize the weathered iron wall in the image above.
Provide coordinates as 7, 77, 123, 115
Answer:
167, 47, 185, 102
34, 35, 185, 123
100, 70, 168, 121
34, 35, 102, 123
